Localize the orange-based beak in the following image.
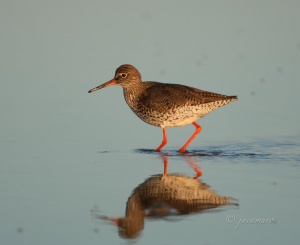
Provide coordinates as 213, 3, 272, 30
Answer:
88, 79, 117, 93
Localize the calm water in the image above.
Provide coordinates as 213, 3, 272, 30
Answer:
1, 1, 300, 244
1, 136, 299, 245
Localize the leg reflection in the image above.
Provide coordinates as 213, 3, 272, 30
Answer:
159, 154, 202, 179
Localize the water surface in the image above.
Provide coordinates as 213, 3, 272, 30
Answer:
1, 136, 299, 245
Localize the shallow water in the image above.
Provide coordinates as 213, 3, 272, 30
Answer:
1, 136, 299, 245
1, 1, 300, 244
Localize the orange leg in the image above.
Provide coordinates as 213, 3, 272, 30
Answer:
178, 122, 202, 153
155, 128, 167, 151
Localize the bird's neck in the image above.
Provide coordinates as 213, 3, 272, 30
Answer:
122, 81, 144, 107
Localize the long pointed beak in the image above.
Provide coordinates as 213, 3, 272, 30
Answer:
88, 79, 117, 93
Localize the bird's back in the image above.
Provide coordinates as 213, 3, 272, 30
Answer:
140, 82, 236, 106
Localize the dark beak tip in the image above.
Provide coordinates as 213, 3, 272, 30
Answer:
88, 79, 116, 94
88, 87, 101, 93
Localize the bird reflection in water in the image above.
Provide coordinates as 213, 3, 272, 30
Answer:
92, 155, 237, 239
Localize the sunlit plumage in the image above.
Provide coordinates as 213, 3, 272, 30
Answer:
88, 64, 237, 152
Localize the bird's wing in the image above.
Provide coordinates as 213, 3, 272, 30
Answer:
140, 82, 232, 107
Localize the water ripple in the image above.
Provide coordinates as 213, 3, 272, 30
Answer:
135, 136, 300, 165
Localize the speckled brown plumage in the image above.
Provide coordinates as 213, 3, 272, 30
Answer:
88, 64, 237, 152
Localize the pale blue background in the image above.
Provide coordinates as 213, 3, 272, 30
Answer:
1, 0, 299, 146
1, 1, 300, 244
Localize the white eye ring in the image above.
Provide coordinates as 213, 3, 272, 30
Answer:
120, 73, 127, 78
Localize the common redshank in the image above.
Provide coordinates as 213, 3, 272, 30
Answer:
88, 64, 237, 152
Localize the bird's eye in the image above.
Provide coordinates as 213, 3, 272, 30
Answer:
120, 73, 127, 78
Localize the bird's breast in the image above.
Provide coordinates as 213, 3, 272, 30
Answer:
124, 99, 210, 127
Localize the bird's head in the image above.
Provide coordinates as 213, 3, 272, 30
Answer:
88, 64, 141, 93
